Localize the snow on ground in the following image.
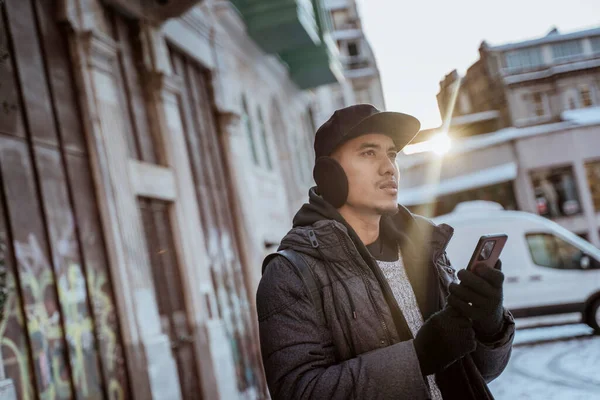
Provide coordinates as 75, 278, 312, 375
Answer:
489, 324, 600, 399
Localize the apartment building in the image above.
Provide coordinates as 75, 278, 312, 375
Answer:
311, 0, 385, 125
398, 26, 600, 247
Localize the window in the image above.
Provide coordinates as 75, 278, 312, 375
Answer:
591, 37, 600, 54
242, 97, 259, 165
527, 92, 548, 118
257, 109, 273, 170
301, 135, 313, 184
347, 41, 359, 57
295, 133, 311, 184
299, 112, 315, 184
289, 129, 304, 184
331, 9, 348, 30
505, 47, 544, 71
355, 88, 370, 104
531, 166, 582, 218
552, 40, 584, 61
585, 160, 600, 211
580, 86, 593, 108
526, 233, 584, 270
306, 108, 317, 138
458, 93, 472, 115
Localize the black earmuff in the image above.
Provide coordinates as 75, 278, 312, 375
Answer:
313, 157, 349, 208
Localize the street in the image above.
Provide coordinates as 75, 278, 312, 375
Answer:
489, 320, 600, 400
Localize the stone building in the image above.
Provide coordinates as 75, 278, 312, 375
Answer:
0, 0, 349, 398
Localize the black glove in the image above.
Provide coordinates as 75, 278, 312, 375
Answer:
413, 306, 477, 376
448, 260, 505, 339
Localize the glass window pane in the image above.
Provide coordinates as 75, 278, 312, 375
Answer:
592, 37, 600, 54
347, 41, 359, 57
257, 109, 273, 170
580, 87, 593, 107
526, 234, 559, 268
505, 47, 544, 71
555, 236, 582, 269
552, 40, 584, 61
242, 97, 259, 165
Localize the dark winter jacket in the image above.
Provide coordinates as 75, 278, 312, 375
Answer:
256, 188, 515, 399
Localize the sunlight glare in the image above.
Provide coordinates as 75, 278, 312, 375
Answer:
431, 133, 451, 155
402, 132, 451, 155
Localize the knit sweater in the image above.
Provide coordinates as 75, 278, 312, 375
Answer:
377, 253, 444, 400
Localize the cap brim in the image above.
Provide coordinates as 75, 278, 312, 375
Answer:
345, 112, 421, 150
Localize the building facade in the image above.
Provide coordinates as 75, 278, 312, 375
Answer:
0, 0, 344, 398
312, 0, 386, 126
398, 26, 600, 248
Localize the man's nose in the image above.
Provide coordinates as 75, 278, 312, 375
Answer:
380, 156, 396, 176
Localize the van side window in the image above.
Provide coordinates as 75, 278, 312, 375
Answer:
526, 233, 581, 269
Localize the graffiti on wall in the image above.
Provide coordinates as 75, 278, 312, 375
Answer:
0, 230, 126, 400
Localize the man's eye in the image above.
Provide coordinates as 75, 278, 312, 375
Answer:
388, 153, 398, 160
362, 150, 376, 156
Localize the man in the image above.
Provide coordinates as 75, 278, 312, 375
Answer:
256, 104, 514, 399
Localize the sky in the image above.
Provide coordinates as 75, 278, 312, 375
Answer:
355, 0, 600, 129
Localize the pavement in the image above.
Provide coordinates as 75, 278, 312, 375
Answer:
489, 320, 600, 400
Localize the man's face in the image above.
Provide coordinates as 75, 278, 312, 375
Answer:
332, 133, 399, 215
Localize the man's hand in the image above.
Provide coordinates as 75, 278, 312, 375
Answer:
448, 260, 505, 338
413, 306, 477, 376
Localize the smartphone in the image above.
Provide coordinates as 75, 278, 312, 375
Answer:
466, 234, 508, 272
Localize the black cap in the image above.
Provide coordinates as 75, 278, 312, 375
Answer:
314, 104, 421, 159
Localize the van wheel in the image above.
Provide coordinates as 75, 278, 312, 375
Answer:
588, 298, 600, 334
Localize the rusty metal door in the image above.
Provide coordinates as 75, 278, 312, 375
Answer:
0, 0, 130, 398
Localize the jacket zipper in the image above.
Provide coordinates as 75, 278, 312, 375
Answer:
332, 224, 393, 344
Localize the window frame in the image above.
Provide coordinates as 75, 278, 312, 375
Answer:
347, 41, 360, 57
551, 40, 584, 62
529, 164, 583, 219
504, 47, 544, 72
257, 108, 274, 170
579, 85, 593, 108
584, 158, 600, 211
591, 37, 600, 55
241, 96, 260, 166
523, 91, 550, 120
525, 232, 585, 270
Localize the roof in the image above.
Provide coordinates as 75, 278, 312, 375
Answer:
489, 26, 600, 52
450, 110, 500, 126
503, 58, 600, 84
398, 107, 600, 169
397, 163, 517, 206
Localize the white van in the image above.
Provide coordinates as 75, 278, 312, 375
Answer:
433, 201, 600, 332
